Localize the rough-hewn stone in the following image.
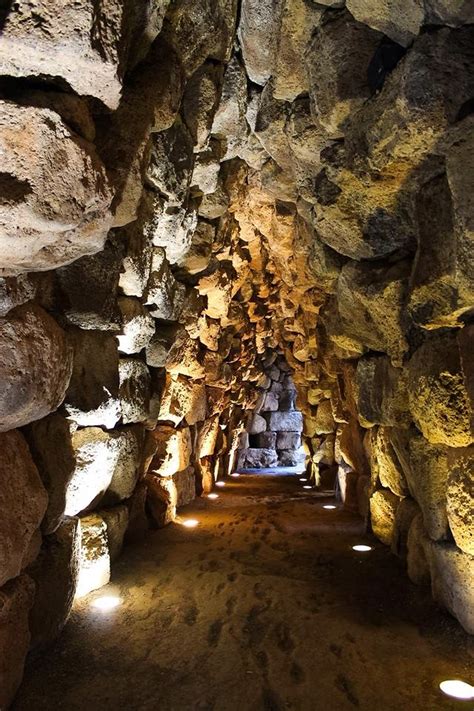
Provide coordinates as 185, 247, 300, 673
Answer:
0, 102, 112, 274
0, 574, 35, 709
0, 304, 72, 431
0, 430, 48, 586
28, 518, 80, 648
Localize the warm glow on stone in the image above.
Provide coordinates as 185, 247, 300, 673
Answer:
208, 493, 219, 499
91, 596, 121, 611
352, 544, 372, 552
439, 680, 474, 700
182, 519, 199, 528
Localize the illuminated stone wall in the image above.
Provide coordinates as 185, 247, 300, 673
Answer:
0, 0, 473, 705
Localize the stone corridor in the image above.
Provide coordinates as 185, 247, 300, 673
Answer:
13, 471, 473, 711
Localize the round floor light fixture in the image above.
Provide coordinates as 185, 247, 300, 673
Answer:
439, 680, 474, 700
91, 596, 121, 611
182, 519, 199, 528
303, 485, 312, 490
208, 493, 219, 500
231, 472, 240, 478
299, 477, 307, 482
216, 481, 226, 488
352, 544, 372, 552
323, 504, 336, 510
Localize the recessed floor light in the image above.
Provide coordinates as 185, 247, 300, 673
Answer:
208, 493, 219, 499
352, 544, 372, 552
216, 481, 225, 487
299, 477, 307, 482
323, 504, 336, 510
303, 485, 312, 490
91, 596, 121, 611
182, 519, 199, 528
231, 473, 240, 478
439, 680, 474, 700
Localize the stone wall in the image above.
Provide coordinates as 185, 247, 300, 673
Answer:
237, 355, 305, 468
0, 0, 473, 705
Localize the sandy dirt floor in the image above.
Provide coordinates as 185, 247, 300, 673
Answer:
13, 471, 474, 711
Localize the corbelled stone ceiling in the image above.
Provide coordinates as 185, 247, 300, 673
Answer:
0, 0, 473, 706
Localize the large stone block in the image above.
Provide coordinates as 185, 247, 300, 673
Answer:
278, 449, 305, 467
407, 513, 431, 586
146, 467, 196, 528
145, 248, 186, 321
407, 332, 473, 448
336, 260, 410, 366
369, 489, 400, 546
0, 0, 128, 108
0, 274, 35, 317
266, 410, 304, 433
0, 430, 48, 587
64, 329, 120, 429
149, 426, 192, 478
28, 415, 143, 531
390, 428, 449, 542
54, 237, 124, 330
146, 118, 194, 205
237, 0, 281, 86
429, 542, 474, 634
372, 427, 408, 498
0, 304, 73, 432
446, 446, 474, 556
117, 297, 155, 355
158, 374, 207, 426
100, 505, 129, 562
238, 448, 279, 469
197, 416, 220, 458
119, 358, 151, 424
165, 331, 205, 379
162, 0, 237, 76
276, 431, 301, 450
256, 431, 278, 449
408, 169, 474, 329
346, 0, 423, 46
355, 355, 410, 428
248, 413, 267, 435
261, 391, 279, 412
28, 518, 80, 648
76, 514, 110, 598
306, 9, 382, 136
273, 0, 323, 102
314, 400, 336, 435
0, 101, 112, 274
0, 574, 35, 709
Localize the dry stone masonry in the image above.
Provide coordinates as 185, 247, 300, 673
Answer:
0, 0, 473, 705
